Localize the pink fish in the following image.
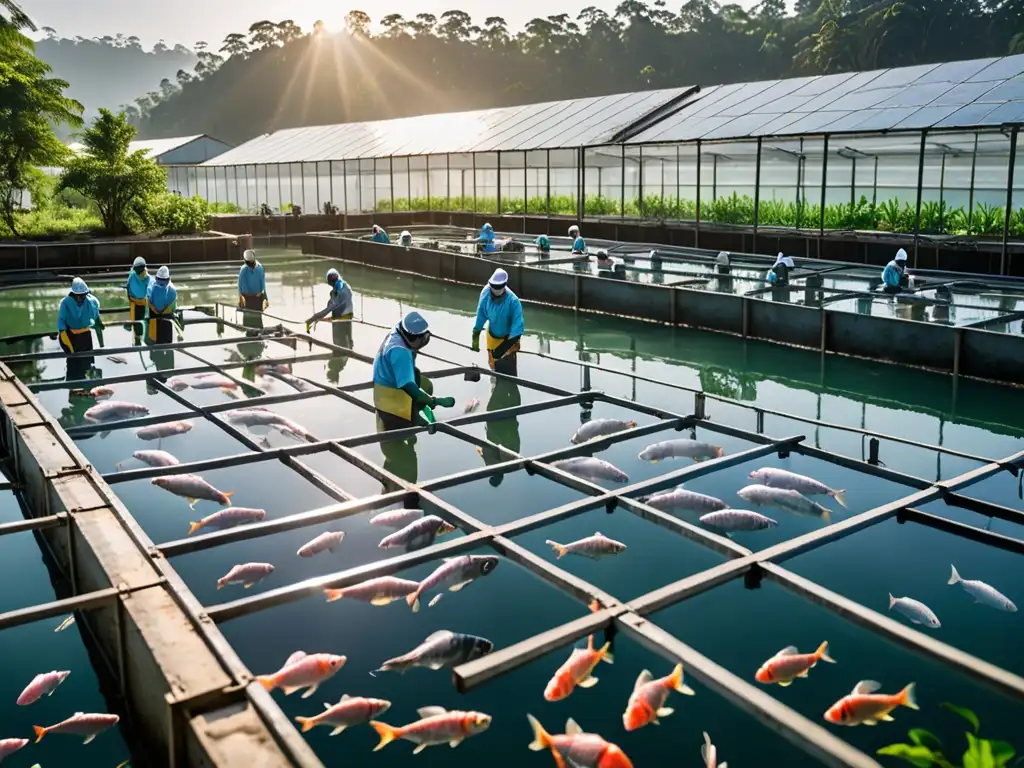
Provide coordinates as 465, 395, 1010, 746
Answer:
256, 653, 346, 698
0, 738, 27, 762
17, 670, 70, 705
34, 712, 120, 744
369, 509, 424, 528
297, 531, 345, 557
323, 576, 420, 606
217, 562, 275, 590
371, 706, 491, 754
188, 506, 266, 536
295, 695, 391, 735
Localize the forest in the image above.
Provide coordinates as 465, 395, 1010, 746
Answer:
129, 0, 1024, 145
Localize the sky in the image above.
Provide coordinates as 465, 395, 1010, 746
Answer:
22, 0, 765, 49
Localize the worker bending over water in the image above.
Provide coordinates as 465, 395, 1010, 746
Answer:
58, 278, 103, 354
399, 230, 413, 247
472, 268, 524, 376
126, 257, 150, 324
372, 311, 455, 430
477, 223, 498, 253
766, 253, 795, 285
369, 225, 389, 244
569, 225, 586, 254
146, 266, 179, 344
238, 249, 269, 311
306, 268, 353, 330
882, 248, 911, 293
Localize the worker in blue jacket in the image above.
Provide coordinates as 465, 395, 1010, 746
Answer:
126, 257, 151, 324
477, 223, 498, 253
881, 248, 911, 293
238, 249, 268, 311
568, 224, 586, 254
471, 268, 524, 376
58, 278, 103, 354
368, 225, 389, 244
146, 266, 180, 344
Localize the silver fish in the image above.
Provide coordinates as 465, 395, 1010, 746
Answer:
269, 416, 318, 443
571, 418, 637, 444
373, 630, 494, 674
323, 576, 420, 606
370, 509, 424, 528
948, 565, 1016, 612
34, 712, 120, 744
748, 468, 848, 508
297, 531, 345, 557
217, 562, 275, 589
84, 400, 150, 422
186, 374, 238, 390
17, 670, 70, 706
641, 487, 728, 513
118, 449, 179, 469
189, 507, 266, 535
371, 706, 492, 753
546, 532, 626, 560
255, 363, 292, 376
54, 615, 75, 632
136, 420, 193, 440
737, 484, 831, 520
550, 457, 629, 483
638, 439, 723, 463
700, 510, 778, 532
407, 555, 500, 612
152, 474, 234, 508
702, 731, 727, 768
295, 695, 391, 735
378, 516, 456, 549
888, 594, 941, 629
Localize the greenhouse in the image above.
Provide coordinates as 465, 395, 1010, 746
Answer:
174, 55, 1024, 249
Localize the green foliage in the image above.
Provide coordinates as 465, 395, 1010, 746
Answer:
144, 193, 208, 234
878, 703, 1015, 768
207, 201, 242, 213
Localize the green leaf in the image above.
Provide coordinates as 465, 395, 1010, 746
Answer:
988, 740, 1015, 767
941, 702, 980, 734
964, 733, 996, 768
877, 743, 939, 768
909, 730, 944, 752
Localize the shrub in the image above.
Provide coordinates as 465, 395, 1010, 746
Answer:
144, 193, 208, 234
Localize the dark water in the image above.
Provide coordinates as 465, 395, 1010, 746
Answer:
1, 251, 1022, 767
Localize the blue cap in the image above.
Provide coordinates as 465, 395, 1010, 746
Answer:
482, 223, 493, 232
71, 277, 89, 295
400, 311, 429, 336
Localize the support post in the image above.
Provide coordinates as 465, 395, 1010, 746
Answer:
912, 130, 928, 268
446, 153, 451, 213
389, 156, 395, 213
939, 152, 946, 234
315, 162, 320, 212
753, 138, 763, 254
695, 140, 702, 247
473, 153, 477, 214
546, 150, 551, 218
620, 145, 625, 220
426, 158, 431, 212
638, 146, 644, 217
1000, 126, 1018, 276
968, 133, 978, 234
497, 150, 502, 217
819, 135, 829, 239
577, 147, 585, 224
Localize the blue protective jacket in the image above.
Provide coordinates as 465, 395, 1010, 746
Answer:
57, 295, 100, 332
372, 325, 416, 390
479, 229, 497, 253
881, 260, 905, 288
126, 270, 150, 301
147, 280, 177, 313
572, 236, 586, 253
371, 230, 389, 244
238, 263, 267, 297
474, 287, 524, 339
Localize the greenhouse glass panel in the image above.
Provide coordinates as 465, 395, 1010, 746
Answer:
525, 150, 547, 214
450, 153, 474, 211
1012, 129, 1024, 244
426, 155, 447, 210
225, 166, 237, 208
475, 152, 498, 214
499, 151, 526, 215
700, 140, 758, 226
302, 162, 318, 212
288, 163, 302, 211
343, 160, 359, 214
265, 165, 279, 211
760, 138, 822, 232
623, 147, 640, 215
213, 166, 227, 203
374, 158, 392, 213
316, 161, 332, 212
549, 148, 577, 216
638, 145, 679, 219
406, 156, 425, 211
583, 146, 620, 217
972, 131, 1011, 214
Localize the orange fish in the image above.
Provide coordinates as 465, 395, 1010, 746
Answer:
544, 634, 613, 702
622, 663, 695, 731
256, 653, 346, 698
528, 715, 633, 768
824, 680, 918, 726
755, 641, 835, 686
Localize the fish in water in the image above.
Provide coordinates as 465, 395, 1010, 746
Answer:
737, 484, 831, 521
256, 653, 347, 699
224, 408, 318, 443
527, 715, 633, 768
378, 516, 456, 549
948, 565, 1017, 612
189, 507, 266, 536
323, 576, 420, 606
748, 468, 848, 508
17, 670, 71, 706
755, 642, 835, 686
106, 356, 127, 364
550, 457, 629, 484
33, 712, 120, 744
255, 363, 292, 376
136, 421, 193, 441
700, 510, 778, 532
406, 555, 500, 612
638, 439, 723, 463
54, 615, 75, 632
297, 531, 345, 558
546, 532, 627, 560
370, 706, 492, 754
189, 374, 238, 390
265, 370, 316, 392
84, 400, 150, 422
373, 630, 494, 674
369, 509, 424, 528
0, 739, 27, 762
116, 449, 179, 470
702, 732, 726, 768
888, 594, 941, 629
544, 634, 614, 701
823, 680, 918, 726
88, 386, 114, 399
571, 418, 637, 444
152, 475, 234, 509
165, 377, 191, 392
462, 398, 481, 414
295, 695, 391, 736
622, 663, 695, 731
217, 562, 274, 590
641, 487, 728, 514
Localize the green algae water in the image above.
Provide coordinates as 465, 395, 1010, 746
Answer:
2, 248, 1024, 767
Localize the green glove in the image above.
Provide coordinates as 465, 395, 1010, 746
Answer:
471, 330, 481, 352
432, 396, 456, 409
421, 405, 437, 424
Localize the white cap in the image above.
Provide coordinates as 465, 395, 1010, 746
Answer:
157, 266, 170, 280
400, 230, 411, 239
488, 268, 508, 286
716, 251, 730, 264
372, 224, 381, 233
243, 249, 256, 263
132, 256, 146, 269
774, 252, 785, 265
70, 277, 89, 295
895, 248, 908, 262
568, 225, 580, 236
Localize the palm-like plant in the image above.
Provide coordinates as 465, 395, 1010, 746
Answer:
1, 0, 33, 31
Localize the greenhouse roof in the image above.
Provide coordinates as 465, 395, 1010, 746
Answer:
69, 135, 207, 158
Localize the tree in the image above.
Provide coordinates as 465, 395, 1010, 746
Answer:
481, 16, 510, 47
41, 26, 57, 39
193, 40, 207, 52
220, 32, 249, 57
153, 39, 168, 54
381, 13, 409, 37
0, 0, 33, 30
175, 68, 192, 86
58, 109, 166, 236
248, 20, 277, 49
158, 77, 177, 100
276, 20, 303, 44
345, 10, 371, 36
410, 13, 437, 35
438, 10, 473, 41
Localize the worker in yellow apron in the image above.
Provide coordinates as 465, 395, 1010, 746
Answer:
372, 311, 455, 431
238, 249, 269, 312
126, 257, 150, 325
146, 266, 180, 344
471, 268, 524, 376
57, 277, 103, 355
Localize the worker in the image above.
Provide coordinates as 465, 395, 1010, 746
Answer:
126, 257, 150, 324
369, 225, 389, 244
715, 251, 731, 275
146, 266, 179, 344
238, 249, 268, 311
471, 268, 524, 376
372, 311, 455, 430
766, 253, 794, 285
536, 235, 551, 258
306, 268, 353, 331
882, 248, 911, 293
399, 230, 413, 247
569, 225, 586, 254
57, 278, 103, 355
476, 223, 498, 254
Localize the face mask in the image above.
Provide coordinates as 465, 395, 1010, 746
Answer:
134, 266, 145, 275
410, 332, 431, 350
73, 294, 86, 305
490, 287, 505, 298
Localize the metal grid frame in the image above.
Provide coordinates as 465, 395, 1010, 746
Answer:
2, 305, 1023, 768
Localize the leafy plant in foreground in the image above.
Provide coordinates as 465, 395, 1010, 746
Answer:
878, 703, 1015, 768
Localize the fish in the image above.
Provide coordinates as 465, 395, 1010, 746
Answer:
369, 509, 424, 528
151, 474, 234, 509
622, 663, 695, 731
373, 630, 494, 674
17, 670, 71, 705
640, 487, 728, 514
295, 695, 391, 735
84, 400, 150, 422
370, 706, 492, 754
223, 408, 317, 443
378, 515, 456, 549
166, 377, 191, 392
107, 356, 127, 364
888, 594, 941, 629
256, 653, 347, 699
638, 439, 723, 463
755, 641, 835, 686
823, 680, 918, 726
544, 634, 614, 701
54, 615, 75, 632
571, 418, 638, 444
135, 421, 193, 440
0, 739, 28, 762
546, 532, 627, 560
406, 554, 500, 611
266, 370, 316, 392
33, 712, 120, 744
88, 386, 115, 399
748, 468, 848, 508
323, 576, 420, 606
462, 398, 481, 414
948, 565, 1017, 612
550, 456, 629, 484
269, 417, 319, 443
700, 510, 778, 532
737, 484, 831, 521
116, 449, 179, 470
297, 531, 345, 557
527, 715, 633, 768
217, 562, 275, 590
168, 373, 238, 391
189, 506, 266, 536
255, 363, 292, 376
702, 731, 726, 768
